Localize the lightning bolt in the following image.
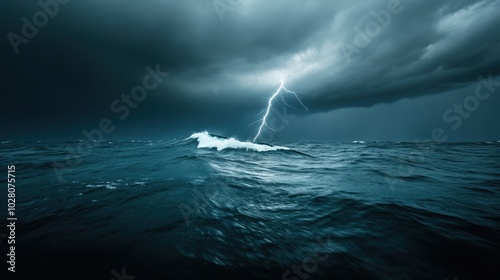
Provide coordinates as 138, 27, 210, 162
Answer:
253, 80, 308, 142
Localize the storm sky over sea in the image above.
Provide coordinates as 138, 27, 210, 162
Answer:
1, 0, 499, 141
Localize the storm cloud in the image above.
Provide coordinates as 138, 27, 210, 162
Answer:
1, 0, 499, 141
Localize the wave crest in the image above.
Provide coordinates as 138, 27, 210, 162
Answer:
188, 131, 289, 152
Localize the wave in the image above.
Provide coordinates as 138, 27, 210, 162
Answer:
188, 131, 289, 152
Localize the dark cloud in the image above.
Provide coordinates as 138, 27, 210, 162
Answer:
1, 0, 499, 140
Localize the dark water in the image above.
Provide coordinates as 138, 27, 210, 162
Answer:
1, 135, 500, 279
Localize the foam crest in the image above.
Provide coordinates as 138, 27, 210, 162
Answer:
188, 131, 289, 152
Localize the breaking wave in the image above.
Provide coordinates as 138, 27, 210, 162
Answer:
188, 131, 289, 152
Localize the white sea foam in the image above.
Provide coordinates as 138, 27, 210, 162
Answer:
85, 180, 120, 190
188, 131, 289, 152
85, 184, 117, 190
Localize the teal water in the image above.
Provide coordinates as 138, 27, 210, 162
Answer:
1, 136, 499, 279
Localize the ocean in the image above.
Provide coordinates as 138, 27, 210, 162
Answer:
1, 132, 500, 279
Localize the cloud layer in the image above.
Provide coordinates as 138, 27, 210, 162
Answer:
2, 0, 499, 140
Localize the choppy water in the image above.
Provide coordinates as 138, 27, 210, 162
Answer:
1, 133, 500, 279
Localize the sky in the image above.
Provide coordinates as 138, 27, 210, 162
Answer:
1, 0, 499, 142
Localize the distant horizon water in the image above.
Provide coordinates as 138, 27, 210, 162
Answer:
1, 133, 499, 279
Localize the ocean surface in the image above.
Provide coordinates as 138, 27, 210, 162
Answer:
1, 132, 500, 279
